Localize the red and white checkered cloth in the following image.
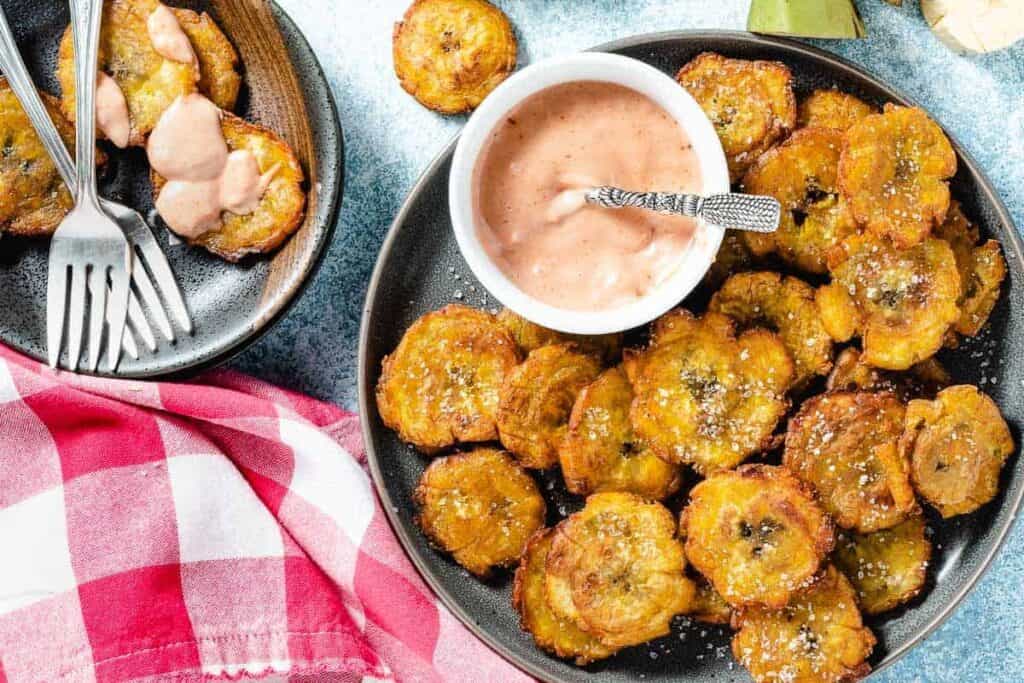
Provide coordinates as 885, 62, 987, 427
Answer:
0, 346, 531, 683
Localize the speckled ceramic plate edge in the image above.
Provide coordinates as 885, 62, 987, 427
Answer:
357, 30, 1024, 683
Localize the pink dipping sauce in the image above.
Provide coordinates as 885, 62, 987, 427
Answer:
95, 73, 130, 148
147, 94, 275, 239
147, 3, 197, 65
473, 81, 703, 312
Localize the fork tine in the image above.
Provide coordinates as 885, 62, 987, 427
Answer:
87, 266, 107, 371
136, 238, 191, 334
117, 297, 140, 360
66, 266, 87, 372
46, 261, 69, 368
127, 288, 157, 352
132, 253, 175, 342
106, 265, 131, 371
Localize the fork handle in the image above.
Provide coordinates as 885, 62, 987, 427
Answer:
585, 187, 781, 234
68, 0, 104, 207
0, 10, 76, 188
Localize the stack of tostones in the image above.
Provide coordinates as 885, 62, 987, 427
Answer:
676, 52, 796, 181
627, 310, 793, 474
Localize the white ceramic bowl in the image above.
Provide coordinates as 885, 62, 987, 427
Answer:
449, 52, 730, 335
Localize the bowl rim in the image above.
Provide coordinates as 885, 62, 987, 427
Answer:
359, 29, 1024, 683
448, 51, 730, 335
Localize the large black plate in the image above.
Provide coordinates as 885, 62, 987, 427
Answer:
358, 31, 1023, 682
0, 0, 342, 377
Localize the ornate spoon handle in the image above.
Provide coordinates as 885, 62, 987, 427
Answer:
585, 186, 781, 234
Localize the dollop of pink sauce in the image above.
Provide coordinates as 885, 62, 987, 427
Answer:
473, 81, 703, 312
147, 94, 276, 239
95, 73, 130, 148
147, 3, 197, 65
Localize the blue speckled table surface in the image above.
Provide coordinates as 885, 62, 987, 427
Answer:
232, 1, 1024, 680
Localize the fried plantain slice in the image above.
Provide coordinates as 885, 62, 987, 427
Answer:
545, 492, 695, 648
683, 465, 835, 608
816, 232, 961, 370
732, 565, 876, 683
827, 347, 949, 401
496, 308, 622, 364
901, 385, 1013, 518
838, 104, 957, 249
392, 0, 517, 114
784, 392, 918, 533
0, 80, 74, 237
797, 89, 875, 132
627, 310, 793, 474
172, 8, 242, 111
377, 305, 520, 452
686, 575, 733, 626
740, 127, 858, 274
709, 271, 834, 389
559, 367, 683, 500
834, 515, 931, 615
704, 231, 756, 288
57, 0, 199, 147
415, 447, 545, 576
512, 527, 617, 664
152, 113, 307, 260
676, 52, 796, 181
497, 344, 603, 469
934, 201, 1007, 338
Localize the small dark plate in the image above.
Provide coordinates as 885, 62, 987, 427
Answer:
0, 0, 343, 378
359, 31, 1023, 683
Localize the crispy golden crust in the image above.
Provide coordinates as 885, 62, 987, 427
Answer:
684, 465, 835, 609
817, 232, 961, 370
838, 105, 957, 249
377, 305, 520, 452
676, 52, 796, 182
935, 202, 1006, 338
559, 367, 682, 500
686, 575, 733, 626
415, 447, 545, 577
496, 308, 622, 364
512, 528, 617, 664
797, 90, 875, 132
902, 385, 1013, 518
57, 0, 199, 146
834, 515, 931, 615
740, 127, 858, 274
827, 347, 949, 401
627, 310, 793, 474
545, 493, 695, 648
705, 231, 756, 288
0, 81, 74, 237
732, 565, 876, 683
709, 271, 834, 389
392, 0, 517, 114
152, 113, 307, 260
497, 344, 602, 469
784, 392, 918, 533
172, 8, 242, 111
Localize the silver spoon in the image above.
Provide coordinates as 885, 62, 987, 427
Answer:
585, 186, 781, 234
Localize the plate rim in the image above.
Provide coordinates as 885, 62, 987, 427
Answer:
2, 0, 345, 380
358, 29, 1024, 682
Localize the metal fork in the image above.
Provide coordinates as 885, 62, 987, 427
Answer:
47, 0, 132, 372
0, 4, 191, 365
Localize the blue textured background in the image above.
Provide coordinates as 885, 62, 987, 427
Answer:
233, 1, 1024, 680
